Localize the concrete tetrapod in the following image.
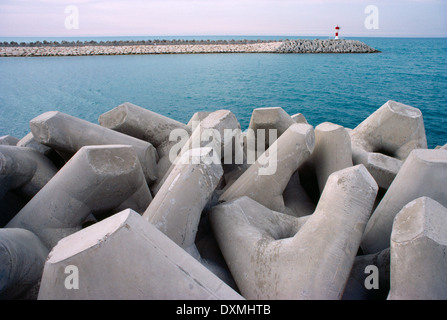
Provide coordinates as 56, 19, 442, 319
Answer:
6, 145, 152, 249
352, 151, 402, 190
248, 107, 295, 153
0, 145, 58, 200
361, 149, 447, 254
29, 111, 158, 184
350, 100, 427, 189
16, 132, 52, 155
219, 123, 315, 212
152, 110, 240, 194
143, 147, 223, 256
291, 113, 308, 124
0, 135, 20, 146
350, 100, 427, 160
187, 111, 212, 126
388, 197, 447, 300
98, 103, 191, 182
211, 165, 378, 299
0, 228, 49, 300
98, 102, 190, 148
38, 209, 244, 300
310, 122, 353, 194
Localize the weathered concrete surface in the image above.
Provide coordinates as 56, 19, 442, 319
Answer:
0, 228, 49, 300
187, 111, 212, 126
143, 147, 223, 254
99, 103, 192, 181
248, 107, 295, 152
99, 102, 190, 148
350, 100, 427, 189
310, 122, 353, 193
388, 197, 447, 300
211, 165, 378, 299
361, 149, 447, 254
180, 110, 240, 159
220, 123, 315, 212
350, 101, 427, 156
16, 132, 66, 169
0, 135, 19, 146
291, 113, 308, 124
152, 110, 240, 194
38, 209, 244, 300
16, 132, 52, 155
342, 248, 390, 300
0, 145, 58, 200
6, 145, 152, 249
352, 151, 402, 190
29, 111, 158, 184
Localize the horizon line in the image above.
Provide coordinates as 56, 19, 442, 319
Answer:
1, 34, 446, 39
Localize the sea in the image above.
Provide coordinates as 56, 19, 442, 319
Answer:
0, 36, 446, 148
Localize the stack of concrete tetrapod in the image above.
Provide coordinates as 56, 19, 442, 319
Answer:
1, 99, 446, 300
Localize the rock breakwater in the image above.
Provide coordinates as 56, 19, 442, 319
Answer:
277, 39, 379, 53
0, 39, 379, 57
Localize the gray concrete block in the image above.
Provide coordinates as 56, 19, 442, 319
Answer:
0, 145, 58, 200
29, 111, 158, 184
187, 111, 212, 126
350, 100, 427, 161
361, 149, 447, 254
291, 113, 308, 124
352, 148, 402, 190
16, 132, 52, 155
0, 228, 49, 300
311, 122, 353, 193
152, 110, 240, 194
388, 197, 447, 300
6, 145, 152, 249
38, 209, 244, 300
350, 100, 427, 189
248, 107, 296, 152
143, 147, 223, 252
98, 102, 190, 148
211, 165, 378, 299
0, 135, 20, 146
220, 123, 315, 212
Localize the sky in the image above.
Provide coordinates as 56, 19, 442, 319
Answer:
0, 0, 446, 38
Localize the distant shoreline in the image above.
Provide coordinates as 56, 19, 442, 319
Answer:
0, 39, 380, 57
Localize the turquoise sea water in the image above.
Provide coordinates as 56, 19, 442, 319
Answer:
0, 37, 446, 148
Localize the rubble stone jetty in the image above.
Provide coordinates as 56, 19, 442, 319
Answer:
1, 99, 446, 300
0, 39, 379, 57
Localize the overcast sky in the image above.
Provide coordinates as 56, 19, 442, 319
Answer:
0, 0, 446, 38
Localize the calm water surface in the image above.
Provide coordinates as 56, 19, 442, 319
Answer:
1, 37, 446, 148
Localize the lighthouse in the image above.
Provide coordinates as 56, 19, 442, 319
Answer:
335, 25, 340, 40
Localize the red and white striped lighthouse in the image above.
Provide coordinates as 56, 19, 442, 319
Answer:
335, 25, 340, 40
